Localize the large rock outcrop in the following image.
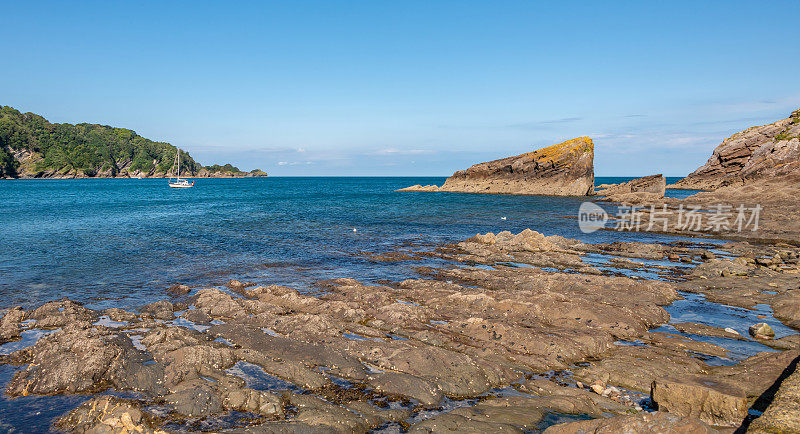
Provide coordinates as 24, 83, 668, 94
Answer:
398, 137, 595, 196
673, 109, 800, 190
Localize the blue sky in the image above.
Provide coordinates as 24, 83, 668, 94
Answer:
3, 1, 799, 176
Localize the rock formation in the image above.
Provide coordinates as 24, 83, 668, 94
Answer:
398, 137, 595, 196
673, 109, 800, 190
597, 174, 666, 202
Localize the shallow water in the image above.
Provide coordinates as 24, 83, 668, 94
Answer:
0, 176, 794, 433
0, 176, 692, 310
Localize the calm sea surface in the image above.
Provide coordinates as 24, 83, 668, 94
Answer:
0, 176, 696, 310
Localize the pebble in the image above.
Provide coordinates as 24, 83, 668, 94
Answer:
724, 327, 740, 335
749, 322, 775, 340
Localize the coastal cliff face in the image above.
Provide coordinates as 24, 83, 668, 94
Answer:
399, 137, 595, 196
0, 105, 267, 179
673, 109, 800, 190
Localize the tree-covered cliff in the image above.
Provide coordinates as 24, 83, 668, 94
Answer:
0, 106, 266, 178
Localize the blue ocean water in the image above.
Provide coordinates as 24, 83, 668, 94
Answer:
0, 177, 697, 310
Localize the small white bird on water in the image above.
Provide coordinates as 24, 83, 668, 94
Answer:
501, 216, 507, 220
353, 228, 358, 232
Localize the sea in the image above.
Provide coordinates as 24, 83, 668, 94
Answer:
1, 176, 797, 433
0, 176, 694, 311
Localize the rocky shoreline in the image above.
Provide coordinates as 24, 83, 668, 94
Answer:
1, 228, 798, 433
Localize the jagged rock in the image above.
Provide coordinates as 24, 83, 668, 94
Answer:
162, 344, 236, 387
55, 395, 164, 434
222, 389, 283, 417
166, 284, 191, 296
140, 300, 175, 320
164, 381, 223, 417
398, 137, 594, 196
0, 306, 24, 344
4, 326, 164, 397
25, 298, 97, 329
651, 375, 748, 427
103, 307, 137, 322
543, 411, 720, 433
674, 109, 800, 190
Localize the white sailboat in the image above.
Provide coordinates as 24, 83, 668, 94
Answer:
168, 149, 194, 188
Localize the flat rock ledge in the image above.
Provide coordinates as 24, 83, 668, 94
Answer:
597, 174, 666, 203
398, 137, 595, 196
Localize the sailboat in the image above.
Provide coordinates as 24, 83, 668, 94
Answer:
168, 149, 194, 188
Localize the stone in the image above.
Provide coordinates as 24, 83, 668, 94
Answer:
222, 387, 284, 417
0, 306, 24, 344
398, 137, 595, 196
140, 300, 174, 320
543, 411, 720, 433
167, 284, 191, 296
54, 395, 163, 434
164, 382, 223, 417
4, 326, 160, 397
25, 298, 96, 329
651, 375, 748, 427
749, 323, 775, 340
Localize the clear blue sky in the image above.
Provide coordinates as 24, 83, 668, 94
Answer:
3, 1, 799, 176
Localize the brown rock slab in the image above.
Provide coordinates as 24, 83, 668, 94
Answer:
651, 375, 748, 427
543, 411, 721, 433
748, 361, 800, 433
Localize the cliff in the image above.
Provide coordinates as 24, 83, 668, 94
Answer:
0, 105, 267, 179
673, 109, 800, 190
398, 137, 595, 196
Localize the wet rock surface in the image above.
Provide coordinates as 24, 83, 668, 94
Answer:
0, 229, 798, 432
